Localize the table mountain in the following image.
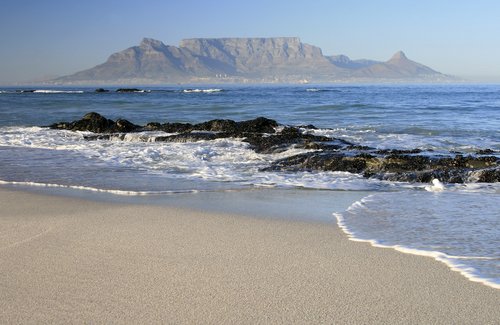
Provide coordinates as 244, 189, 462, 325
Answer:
54, 37, 451, 84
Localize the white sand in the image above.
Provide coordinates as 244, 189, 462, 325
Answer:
0, 188, 499, 324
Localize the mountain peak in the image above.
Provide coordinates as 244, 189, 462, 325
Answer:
390, 51, 408, 61
140, 37, 164, 48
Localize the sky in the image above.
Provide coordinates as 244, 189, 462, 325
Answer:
1, 0, 500, 84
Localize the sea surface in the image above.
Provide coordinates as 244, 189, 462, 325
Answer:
0, 84, 498, 288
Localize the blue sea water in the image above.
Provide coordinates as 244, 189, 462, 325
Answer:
0, 84, 498, 288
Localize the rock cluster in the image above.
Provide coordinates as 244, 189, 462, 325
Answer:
50, 113, 499, 183
264, 151, 498, 183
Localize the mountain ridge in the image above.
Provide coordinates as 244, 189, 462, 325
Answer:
54, 37, 452, 84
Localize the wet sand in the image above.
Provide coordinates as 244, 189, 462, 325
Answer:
0, 188, 499, 324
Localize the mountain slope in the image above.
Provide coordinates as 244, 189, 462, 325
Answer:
327, 55, 380, 69
58, 38, 215, 83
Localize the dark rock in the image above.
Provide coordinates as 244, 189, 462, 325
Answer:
195, 119, 238, 132
50, 112, 140, 133
264, 152, 372, 173
476, 149, 496, 155
266, 151, 499, 183
95, 88, 109, 93
72, 112, 115, 133
145, 122, 193, 133
374, 149, 422, 155
468, 167, 500, 182
382, 155, 432, 171
116, 88, 144, 93
155, 132, 222, 143
305, 142, 346, 151
116, 119, 139, 132
237, 117, 279, 133
143, 117, 278, 135
345, 145, 375, 151
297, 124, 318, 130
243, 127, 333, 153
144, 122, 162, 130
83, 134, 122, 141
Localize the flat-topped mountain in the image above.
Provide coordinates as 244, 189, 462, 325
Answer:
178, 37, 337, 77
54, 37, 451, 84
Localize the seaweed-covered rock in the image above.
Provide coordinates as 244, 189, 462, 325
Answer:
237, 117, 279, 133
154, 132, 222, 143
264, 152, 372, 173
115, 118, 139, 132
243, 127, 335, 153
143, 117, 278, 134
144, 121, 193, 133
116, 88, 144, 93
476, 149, 496, 155
468, 167, 500, 183
195, 119, 239, 133
266, 152, 499, 183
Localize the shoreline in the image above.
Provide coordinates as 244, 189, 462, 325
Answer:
0, 183, 372, 223
335, 211, 500, 290
4, 182, 499, 290
1, 187, 499, 323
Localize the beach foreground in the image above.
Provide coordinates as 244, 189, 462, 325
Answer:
0, 188, 499, 324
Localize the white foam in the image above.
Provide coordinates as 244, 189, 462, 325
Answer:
306, 126, 500, 154
107, 131, 175, 143
334, 199, 500, 290
305, 88, 341, 93
459, 183, 500, 194
182, 88, 223, 93
418, 182, 500, 194
1, 126, 499, 194
33, 90, 84, 94
424, 179, 445, 192
0, 129, 391, 193
254, 171, 385, 191
0, 179, 202, 196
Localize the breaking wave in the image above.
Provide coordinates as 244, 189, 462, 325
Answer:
182, 88, 223, 93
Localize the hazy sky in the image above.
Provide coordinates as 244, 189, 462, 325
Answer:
1, 0, 500, 83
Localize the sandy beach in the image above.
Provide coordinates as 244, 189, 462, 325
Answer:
0, 187, 499, 324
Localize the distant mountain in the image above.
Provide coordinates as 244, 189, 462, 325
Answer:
351, 51, 443, 79
326, 54, 380, 70
54, 37, 452, 84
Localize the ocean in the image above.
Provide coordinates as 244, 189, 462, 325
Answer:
0, 84, 498, 289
